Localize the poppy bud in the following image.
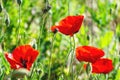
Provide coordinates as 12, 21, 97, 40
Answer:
36, 69, 42, 74
47, 5, 51, 10
30, 39, 37, 49
0, 4, 3, 13
115, 4, 117, 9
42, 5, 51, 13
110, 8, 112, 14
36, 68, 44, 78
17, 0, 22, 5
33, 43, 37, 49
87, 35, 90, 40
5, 16, 10, 26
118, 36, 120, 42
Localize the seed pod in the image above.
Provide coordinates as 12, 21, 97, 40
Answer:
5, 16, 10, 26
17, 0, 22, 5
33, 43, 37, 49
0, 4, 3, 13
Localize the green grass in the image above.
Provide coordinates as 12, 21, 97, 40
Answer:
0, 0, 120, 80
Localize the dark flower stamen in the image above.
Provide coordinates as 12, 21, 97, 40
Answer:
20, 58, 28, 68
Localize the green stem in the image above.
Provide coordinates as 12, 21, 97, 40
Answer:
105, 74, 108, 80
72, 35, 76, 78
17, 5, 21, 45
62, 37, 72, 79
94, 75, 99, 80
38, 15, 45, 51
30, 1, 49, 77
68, 0, 70, 15
30, 14, 46, 78
69, 35, 75, 80
38, 14, 48, 51
48, 34, 56, 80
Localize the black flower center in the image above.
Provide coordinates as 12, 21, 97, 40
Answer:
53, 28, 58, 34
20, 58, 28, 68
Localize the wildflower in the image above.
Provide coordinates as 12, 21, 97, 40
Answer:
5, 45, 39, 70
92, 58, 113, 74
76, 46, 104, 63
51, 15, 84, 36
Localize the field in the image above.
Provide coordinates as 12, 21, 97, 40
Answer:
0, 0, 120, 80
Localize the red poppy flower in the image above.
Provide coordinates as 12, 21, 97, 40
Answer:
76, 46, 104, 63
5, 45, 39, 70
92, 58, 113, 74
51, 15, 84, 36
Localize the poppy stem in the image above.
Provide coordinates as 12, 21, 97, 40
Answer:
72, 35, 76, 77
16, 4, 21, 45
38, 14, 46, 51
69, 35, 75, 80
48, 34, 56, 80
30, 14, 47, 79
73, 35, 75, 50
68, 0, 70, 15
62, 36, 73, 79
105, 74, 108, 80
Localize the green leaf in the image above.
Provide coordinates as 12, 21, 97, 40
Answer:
115, 69, 120, 80
77, 26, 89, 45
98, 31, 113, 48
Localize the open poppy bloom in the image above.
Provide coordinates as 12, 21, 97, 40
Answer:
92, 58, 113, 74
5, 45, 39, 70
76, 46, 104, 63
51, 15, 84, 36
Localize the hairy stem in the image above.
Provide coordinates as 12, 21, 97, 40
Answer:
48, 34, 56, 80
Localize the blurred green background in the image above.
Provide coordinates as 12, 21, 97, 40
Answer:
0, 0, 120, 80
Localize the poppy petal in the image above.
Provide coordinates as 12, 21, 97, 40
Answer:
92, 58, 113, 74
76, 46, 104, 63
71, 15, 84, 33
29, 50, 39, 63
5, 53, 22, 69
12, 45, 32, 62
57, 25, 72, 35
8, 45, 39, 70
51, 15, 84, 36
25, 49, 39, 70
25, 48, 38, 70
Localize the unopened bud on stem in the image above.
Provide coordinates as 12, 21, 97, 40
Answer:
17, 0, 22, 5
